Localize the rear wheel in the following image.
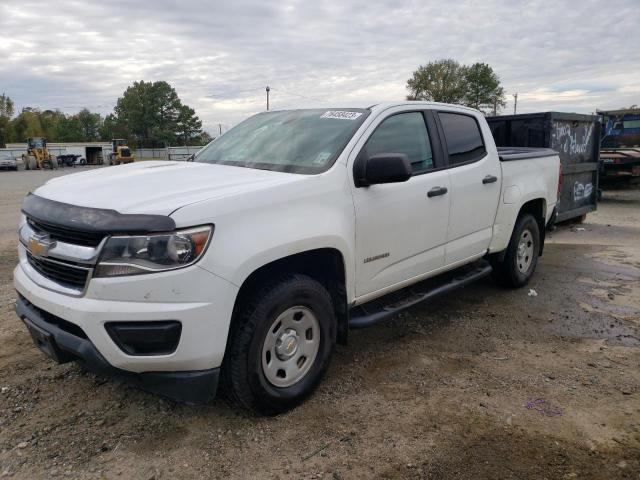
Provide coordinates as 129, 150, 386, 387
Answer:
491, 213, 540, 288
221, 275, 337, 415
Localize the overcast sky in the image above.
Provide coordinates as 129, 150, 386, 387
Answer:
1, 0, 638, 134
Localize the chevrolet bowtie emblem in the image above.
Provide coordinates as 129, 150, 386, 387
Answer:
28, 233, 56, 257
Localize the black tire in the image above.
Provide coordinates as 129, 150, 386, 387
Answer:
221, 275, 337, 415
491, 213, 540, 288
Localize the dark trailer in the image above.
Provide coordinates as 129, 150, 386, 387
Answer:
597, 109, 640, 183
487, 112, 600, 223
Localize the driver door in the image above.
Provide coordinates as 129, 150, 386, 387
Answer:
351, 110, 451, 299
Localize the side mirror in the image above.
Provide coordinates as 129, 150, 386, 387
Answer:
354, 153, 412, 187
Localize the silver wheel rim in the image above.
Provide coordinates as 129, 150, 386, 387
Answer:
516, 228, 535, 274
261, 306, 320, 388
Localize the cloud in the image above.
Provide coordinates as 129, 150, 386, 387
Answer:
0, 0, 638, 133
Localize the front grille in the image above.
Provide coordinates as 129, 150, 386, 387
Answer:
27, 252, 90, 290
27, 218, 105, 247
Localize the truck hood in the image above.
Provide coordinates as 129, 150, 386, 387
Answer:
34, 161, 305, 215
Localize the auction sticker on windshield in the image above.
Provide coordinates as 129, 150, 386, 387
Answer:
320, 111, 362, 120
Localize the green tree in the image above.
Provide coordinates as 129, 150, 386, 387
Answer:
406, 59, 507, 115
406, 59, 468, 104
464, 63, 506, 115
39, 109, 66, 140
76, 108, 102, 141
56, 115, 84, 142
12, 108, 45, 140
99, 113, 129, 142
0, 94, 14, 119
176, 105, 203, 145
0, 93, 15, 146
113, 80, 202, 146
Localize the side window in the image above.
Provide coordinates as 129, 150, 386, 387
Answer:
365, 112, 434, 174
438, 112, 486, 165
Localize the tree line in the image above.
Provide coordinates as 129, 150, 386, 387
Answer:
0, 81, 211, 148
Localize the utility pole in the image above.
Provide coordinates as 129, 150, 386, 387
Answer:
513, 93, 518, 115
266, 86, 270, 111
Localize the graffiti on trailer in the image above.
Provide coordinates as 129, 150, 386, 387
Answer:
552, 121, 594, 157
573, 181, 593, 201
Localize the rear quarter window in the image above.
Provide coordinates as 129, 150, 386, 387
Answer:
438, 112, 486, 165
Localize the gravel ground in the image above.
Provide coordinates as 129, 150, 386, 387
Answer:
0, 167, 638, 479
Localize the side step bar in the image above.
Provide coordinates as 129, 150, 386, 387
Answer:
349, 262, 493, 329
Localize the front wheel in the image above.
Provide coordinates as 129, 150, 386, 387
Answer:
491, 213, 540, 288
27, 156, 38, 170
221, 275, 337, 415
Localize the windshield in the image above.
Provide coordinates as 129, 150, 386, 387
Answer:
29, 138, 45, 148
195, 108, 369, 173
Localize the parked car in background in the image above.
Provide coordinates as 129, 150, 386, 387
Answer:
0, 153, 18, 170
14, 102, 561, 415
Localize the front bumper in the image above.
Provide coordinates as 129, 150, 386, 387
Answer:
14, 249, 239, 373
15, 295, 219, 404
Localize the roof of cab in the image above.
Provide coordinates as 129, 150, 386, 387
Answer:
367, 101, 481, 114
264, 101, 482, 115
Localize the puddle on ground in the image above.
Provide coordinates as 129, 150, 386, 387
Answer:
548, 246, 640, 347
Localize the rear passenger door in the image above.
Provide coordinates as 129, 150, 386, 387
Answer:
351, 109, 451, 299
438, 111, 501, 265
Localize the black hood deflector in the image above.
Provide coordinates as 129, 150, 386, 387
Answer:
22, 194, 176, 234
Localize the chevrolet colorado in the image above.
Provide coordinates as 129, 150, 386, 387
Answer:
14, 102, 561, 415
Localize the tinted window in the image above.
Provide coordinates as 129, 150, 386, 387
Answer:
438, 113, 486, 164
365, 112, 434, 174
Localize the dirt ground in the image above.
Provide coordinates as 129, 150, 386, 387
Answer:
0, 168, 638, 479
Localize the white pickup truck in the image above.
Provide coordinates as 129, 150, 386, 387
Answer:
14, 102, 561, 415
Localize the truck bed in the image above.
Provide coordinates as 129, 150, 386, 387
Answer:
498, 147, 558, 161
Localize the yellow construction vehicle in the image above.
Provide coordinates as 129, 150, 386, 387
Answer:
108, 138, 135, 165
23, 137, 58, 170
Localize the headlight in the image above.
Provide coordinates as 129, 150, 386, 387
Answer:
94, 225, 213, 277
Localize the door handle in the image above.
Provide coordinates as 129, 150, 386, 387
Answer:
482, 175, 498, 184
427, 186, 448, 197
